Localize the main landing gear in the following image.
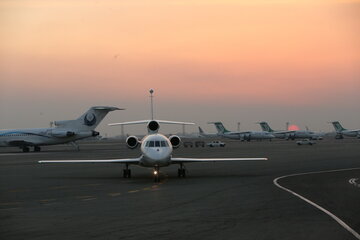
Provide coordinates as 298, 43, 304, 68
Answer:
153, 166, 160, 182
178, 163, 186, 178
22, 146, 41, 152
123, 164, 131, 178
22, 147, 30, 152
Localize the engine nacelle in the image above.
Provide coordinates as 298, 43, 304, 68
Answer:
147, 120, 160, 133
240, 133, 251, 141
50, 129, 75, 138
126, 136, 139, 149
285, 133, 296, 140
169, 135, 181, 148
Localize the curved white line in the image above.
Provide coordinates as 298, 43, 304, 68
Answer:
274, 167, 360, 240
349, 178, 360, 187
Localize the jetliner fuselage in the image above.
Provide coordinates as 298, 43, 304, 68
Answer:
0, 128, 97, 147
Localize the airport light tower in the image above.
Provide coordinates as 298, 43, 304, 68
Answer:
150, 89, 154, 120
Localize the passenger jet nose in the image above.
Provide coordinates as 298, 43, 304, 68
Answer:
141, 134, 173, 165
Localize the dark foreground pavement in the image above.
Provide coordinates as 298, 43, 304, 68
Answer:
0, 138, 359, 240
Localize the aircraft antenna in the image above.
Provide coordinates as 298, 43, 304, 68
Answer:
149, 89, 154, 120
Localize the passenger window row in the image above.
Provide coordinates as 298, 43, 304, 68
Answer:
2, 134, 30, 136
145, 141, 169, 147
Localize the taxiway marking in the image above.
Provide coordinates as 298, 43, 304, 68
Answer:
349, 178, 360, 188
274, 167, 360, 240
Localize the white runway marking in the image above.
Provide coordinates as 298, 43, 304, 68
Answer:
349, 178, 360, 188
274, 167, 360, 240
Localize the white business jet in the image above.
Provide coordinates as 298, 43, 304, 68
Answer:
39, 90, 267, 182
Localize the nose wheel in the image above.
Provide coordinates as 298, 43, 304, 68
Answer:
178, 163, 186, 178
123, 164, 131, 178
153, 166, 160, 182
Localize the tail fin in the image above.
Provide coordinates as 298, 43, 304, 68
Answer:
210, 122, 230, 134
54, 106, 121, 131
331, 121, 346, 132
198, 127, 205, 135
258, 121, 274, 132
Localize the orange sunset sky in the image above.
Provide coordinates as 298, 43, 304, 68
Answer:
0, 0, 359, 135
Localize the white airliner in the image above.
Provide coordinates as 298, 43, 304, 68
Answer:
257, 121, 322, 140
330, 121, 360, 139
209, 122, 275, 141
0, 106, 121, 152
38, 89, 267, 182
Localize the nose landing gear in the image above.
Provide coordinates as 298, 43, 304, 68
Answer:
153, 166, 160, 182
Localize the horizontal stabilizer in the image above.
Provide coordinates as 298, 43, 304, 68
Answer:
109, 120, 194, 126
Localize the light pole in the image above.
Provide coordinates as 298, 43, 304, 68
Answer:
149, 89, 154, 120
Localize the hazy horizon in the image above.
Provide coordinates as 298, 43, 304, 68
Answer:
1, 0, 359, 136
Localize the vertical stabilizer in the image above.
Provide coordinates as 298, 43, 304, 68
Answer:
258, 122, 274, 132
54, 106, 121, 131
198, 127, 205, 135
331, 121, 346, 132
211, 122, 230, 134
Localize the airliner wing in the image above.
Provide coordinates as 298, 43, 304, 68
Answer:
226, 131, 252, 135
349, 129, 360, 133
7, 140, 34, 147
171, 157, 267, 163
274, 130, 296, 134
38, 157, 141, 164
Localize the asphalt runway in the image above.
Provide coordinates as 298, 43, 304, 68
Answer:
0, 138, 359, 240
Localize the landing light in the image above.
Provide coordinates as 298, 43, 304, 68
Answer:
154, 171, 158, 175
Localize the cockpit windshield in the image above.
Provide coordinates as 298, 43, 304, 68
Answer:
145, 140, 169, 148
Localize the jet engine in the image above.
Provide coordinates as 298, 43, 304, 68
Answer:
335, 134, 344, 139
285, 133, 296, 140
169, 135, 181, 148
50, 129, 75, 138
126, 136, 139, 149
147, 120, 160, 133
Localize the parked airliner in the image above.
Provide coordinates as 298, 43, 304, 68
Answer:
0, 106, 121, 152
209, 122, 274, 141
330, 121, 360, 139
257, 121, 322, 140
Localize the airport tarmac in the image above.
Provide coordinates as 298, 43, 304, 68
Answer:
0, 138, 359, 240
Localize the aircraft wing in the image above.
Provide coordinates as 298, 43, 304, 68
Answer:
226, 131, 252, 135
274, 130, 296, 134
349, 129, 360, 133
109, 120, 194, 126
38, 157, 141, 164
7, 140, 34, 147
171, 157, 267, 163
